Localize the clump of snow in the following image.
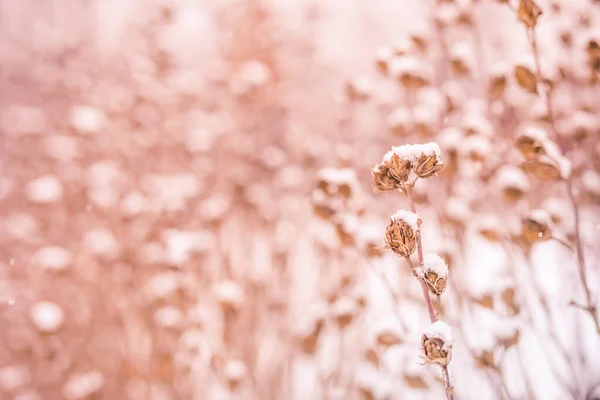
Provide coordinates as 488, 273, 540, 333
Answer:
437, 127, 464, 152
224, 360, 247, 382
372, 315, 404, 342
26, 175, 63, 204
185, 128, 216, 153
0, 365, 31, 392
317, 168, 358, 186
461, 135, 491, 158
390, 210, 420, 232
142, 173, 202, 212
162, 229, 215, 266
384, 142, 442, 163
69, 105, 106, 134
63, 370, 105, 399
582, 170, 600, 196
495, 165, 530, 191
527, 209, 553, 227
144, 272, 183, 301
83, 228, 122, 261
450, 41, 475, 68
416, 253, 449, 278
153, 306, 184, 328
197, 193, 231, 221
387, 107, 412, 129
30, 301, 64, 333
121, 191, 147, 217
5, 213, 39, 241
43, 135, 79, 161
542, 197, 568, 221
462, 111, 493, 137
31, 246, 72, 272
423, 320, 453, 350
444, 197, 472, 222
214, 280, 245, 309
332, 296, 358, 318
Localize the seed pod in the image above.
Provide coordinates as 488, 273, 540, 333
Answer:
514, 58, 538, 93
521, 157, 562, 181
414, 150, 444, 178
224, 359, 246, 390
495, 165, 530, 203
521, 210, 552, 242
384, 210, 420, 258
373, 316, 403, 347
375, 46, 393, 76
332, 297, 358, 328
421, 321, 453, 366
474, 349, 495, 369
489, 66, 507, 99
415, 253, 449, 295
515, 126, 548, 160
517, 0, 542, 28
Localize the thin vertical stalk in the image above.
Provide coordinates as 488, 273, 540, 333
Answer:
405, 184, 454, 400
527, 27, 600, 333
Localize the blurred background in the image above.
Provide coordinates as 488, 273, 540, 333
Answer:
1, 0, 600, 399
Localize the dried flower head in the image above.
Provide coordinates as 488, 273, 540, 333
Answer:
521, 209, 553, 242
224, 359, 246, 390
421, 321, 453, 366
415, 253, 449, 295
495, 165, 530, 203
489, 65, 508, 98
517, 0, 542, 28
384, 210, 420, 258
414, 144, 444, 178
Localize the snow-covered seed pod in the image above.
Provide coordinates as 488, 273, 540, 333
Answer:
421, 321, 453, 366
415, 253, 449, 295
224, 359, 246, 391
332, 296, 358, 328
521, 210, 553, 242
384, 210, 420, 258
214, 281, 245, 316
373, 315, 403, 347
515, 126, 550, 160
495, 166, 531, 203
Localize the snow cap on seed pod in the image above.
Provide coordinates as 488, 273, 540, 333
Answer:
415, 253, 449, 295
421, 320, 453, 366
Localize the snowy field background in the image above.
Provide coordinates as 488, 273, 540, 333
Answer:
1, 0, 600, 399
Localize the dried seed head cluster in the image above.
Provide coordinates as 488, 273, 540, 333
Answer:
521, 209, 553, 242
371, 143, 444, 191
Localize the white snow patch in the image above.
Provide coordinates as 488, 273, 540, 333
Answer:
390, 210, 420, 232
26, 175, 63, 204
416, 253, 449, 278
495, 165, 530, 191
31, 246, 72, 272
63, 370, 105, 399
69, 105, 106, 134
384, 142, 442, 163
423, 320, 453, 350
30, 301, 65, 333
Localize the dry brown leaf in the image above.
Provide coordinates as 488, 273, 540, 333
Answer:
404, 373, 429, 389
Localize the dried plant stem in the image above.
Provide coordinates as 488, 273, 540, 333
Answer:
404, 184, 454, 400
527, 27, 600, 333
